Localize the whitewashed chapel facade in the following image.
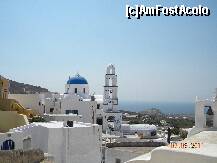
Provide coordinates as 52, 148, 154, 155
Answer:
188, 88, 217, 136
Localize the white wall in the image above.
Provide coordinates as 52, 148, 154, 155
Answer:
61, 97, 97, 124
8, 94, 44, 114
48, 125, 102, 163
106, 148, 142, 163
43, 114, 83, 122
121, 124, 157, 138
126, 145, 217, 163
1, 122, 102, 163
65, 84, 89, 99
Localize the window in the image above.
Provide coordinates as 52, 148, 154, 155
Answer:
151, 130, 157, 136
107, 116, 115, 122
75, 88, 77, 93
65, 110, 78, 115
97, 118, 103, 125
97, 104, 100, 109
50, 108, 54, 113
83, 88, 85, 93
23, 137, 31, 150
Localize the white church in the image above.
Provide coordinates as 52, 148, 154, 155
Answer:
9, 64, 122, 134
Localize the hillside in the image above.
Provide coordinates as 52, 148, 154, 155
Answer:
9, 80, 49, 94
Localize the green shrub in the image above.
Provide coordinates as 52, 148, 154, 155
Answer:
30, 116, 46, 123
171, 127, 180, 135
180, 129, 188, 139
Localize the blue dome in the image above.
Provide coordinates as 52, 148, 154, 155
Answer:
67, 74, 88, 84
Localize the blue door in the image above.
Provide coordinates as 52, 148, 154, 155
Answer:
1, 139, 15, 150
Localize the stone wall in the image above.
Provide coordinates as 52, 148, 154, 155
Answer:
0, 149, 44, 163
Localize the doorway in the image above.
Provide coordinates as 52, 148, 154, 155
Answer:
204, 106, 214, 127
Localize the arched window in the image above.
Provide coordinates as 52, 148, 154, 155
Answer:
204, 106, 214, 127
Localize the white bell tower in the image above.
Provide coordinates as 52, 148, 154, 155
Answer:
103, 64, 118, 111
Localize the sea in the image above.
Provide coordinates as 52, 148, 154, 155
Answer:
119, 101, 195, 115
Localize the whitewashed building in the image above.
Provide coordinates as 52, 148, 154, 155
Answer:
9, 64, 123, 134
121, 124, 157, 138
0, 121, 102, 163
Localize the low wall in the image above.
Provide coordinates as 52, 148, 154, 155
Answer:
0, 111, 28, 132
43, 114, 83, 122
106, 142, 166, 148
150, 147, 217, 163
0, 149, 44, 163
126, 145, 217, 163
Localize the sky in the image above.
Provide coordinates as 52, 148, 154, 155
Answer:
0, 0, 217, 103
